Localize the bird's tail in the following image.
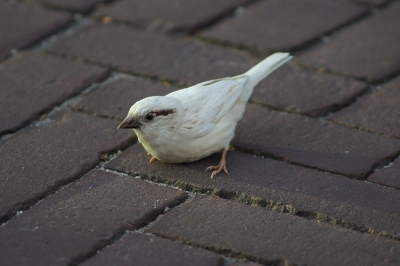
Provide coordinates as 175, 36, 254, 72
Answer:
244, 52, 292, 88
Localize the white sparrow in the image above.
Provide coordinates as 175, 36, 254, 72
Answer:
118, 52, 292, 178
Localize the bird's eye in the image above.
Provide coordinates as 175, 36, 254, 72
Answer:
145, 113, 154, 121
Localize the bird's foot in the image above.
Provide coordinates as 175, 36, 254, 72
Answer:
149, 156, 157, 163
205, 149, 229, 179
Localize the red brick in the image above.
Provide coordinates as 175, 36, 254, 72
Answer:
252, 64, 368, 117
94, 0, 251, 33
330, 76, 400, 138
0, 111, 135, 222
368, 157, 400, 189
105, 144, 400, 239
0, 170, 187, 265
47, 23, 258, 84
39, 0, 108, 13
147, 196, 400, 265
235, 104, 400, 178
82, 232, 222, 266
299, 2, 400, 82
72, 77, 178, 120
0, 2, 72, 59
201, 0, 368, 53
0, 52, 109, 136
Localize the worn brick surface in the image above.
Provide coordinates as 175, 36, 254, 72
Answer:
234, 104, 400, 178
148, 196, 400, 266
360, 0, 391, 6
201, 0, 367, 53
72, 77, 177, 120
368, 158, 400, 189
300, 2, 400, 82
106, 144, 400, 238
82, 232, 222, 266
330, 76, 400, 138
39, 0, 108, 13
228, 263, 262, 266
47, 23, 258, 84
0, 170, 187, 265
0, 52, 109, 136
95, 0, 250, 33
0, 2, 72, 60
0, 111, 135, 222
252, 64, 368, 117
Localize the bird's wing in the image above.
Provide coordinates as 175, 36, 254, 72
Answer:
167, 76, 248, 138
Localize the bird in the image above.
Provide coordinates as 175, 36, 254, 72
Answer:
118, 52, 292, 178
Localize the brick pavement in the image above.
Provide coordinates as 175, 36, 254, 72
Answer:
1, 0, 399, 265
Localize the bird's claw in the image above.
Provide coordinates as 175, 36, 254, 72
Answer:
149, 156, 157, 163
205, 161, 229, 179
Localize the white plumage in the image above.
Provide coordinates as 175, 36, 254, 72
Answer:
119, 52, 292, 178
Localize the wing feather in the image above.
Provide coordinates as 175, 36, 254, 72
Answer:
166, 76, 248, 138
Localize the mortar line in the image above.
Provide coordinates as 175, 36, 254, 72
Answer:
68, 173, 270, 266
103, 167, 400, 242
69, 190, 191, 266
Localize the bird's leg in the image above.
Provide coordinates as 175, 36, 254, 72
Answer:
149, 156, 157, 163
205, 148, 229, 179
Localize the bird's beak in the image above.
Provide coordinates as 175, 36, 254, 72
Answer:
118, 116, 141, 129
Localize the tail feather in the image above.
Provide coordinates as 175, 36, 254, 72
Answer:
244, 52, 292, 88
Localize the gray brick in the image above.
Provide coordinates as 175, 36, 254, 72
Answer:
94, 0, 251, 33
235, 104, 400, 178
82, 232, 222, 266
0, 170, 187, 265
0, 111, 135, 222
330, 76, 400, 138
0, 2, 72, 59
368, 157, 400, 189
148, 196, 400, 266
0, 52, 109, 136
252, 64, 368, 117
201, 0, 368, 53
299, 2, 400, 82
47, 23, 258, 84
39, 0, 108, 13
106, 144, 400, 239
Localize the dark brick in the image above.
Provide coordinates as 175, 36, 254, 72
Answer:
355, 0, 391, 7
147, 196, 400, 266
47, 23, 258, 84
201, 0, 368, 53
0, 52, 109, 136
0, 2, 72, 60
72, 77, 178, 120
82, 232, 222, 266
252, 64, 368, 117
106, 144, 400, 239
368, 157, 400, 189
0, 111, 135, 222
39, 0, 108, 13
330, 76, 400, 138
0, 170, 187, 265
94, 0, 250, 33
228, 263, 262, 266
299, 2, 400, 82
234, 104, 400, 178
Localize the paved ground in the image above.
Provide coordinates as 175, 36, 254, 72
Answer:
1, 0, 400, 265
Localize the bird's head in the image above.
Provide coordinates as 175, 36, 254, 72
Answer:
118, 96, 182, 134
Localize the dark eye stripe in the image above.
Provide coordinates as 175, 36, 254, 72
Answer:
153, 109, 175, 116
